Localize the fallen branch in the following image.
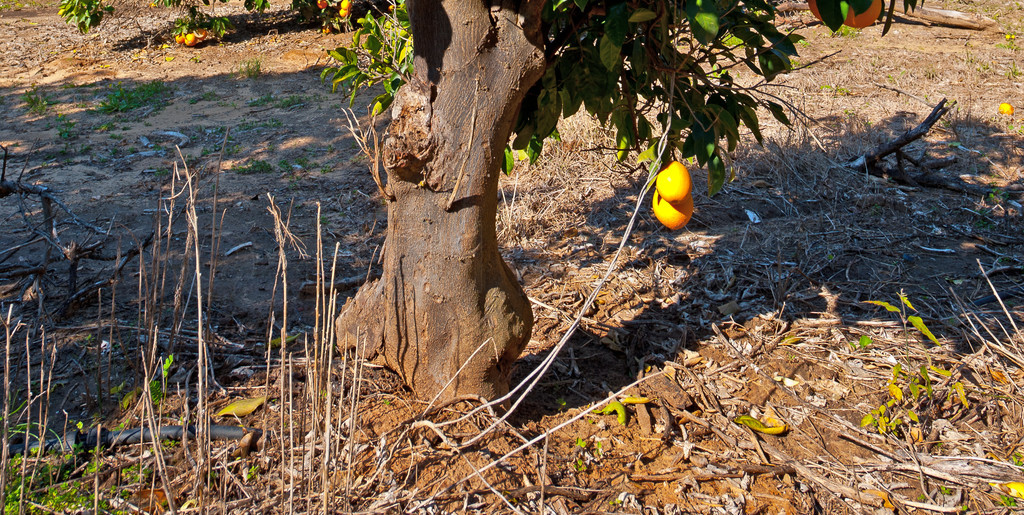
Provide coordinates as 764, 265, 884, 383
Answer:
840, 99, 1005, 196
845, 98, 952, 171
895, 6, 1000, 32
0, 179, 106, 235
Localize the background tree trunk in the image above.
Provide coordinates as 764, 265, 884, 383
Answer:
336, 0, 547, 401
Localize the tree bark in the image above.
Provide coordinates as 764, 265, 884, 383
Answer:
336, 0, 547, 401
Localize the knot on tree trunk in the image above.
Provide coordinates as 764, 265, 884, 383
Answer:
382, 80, 435, 182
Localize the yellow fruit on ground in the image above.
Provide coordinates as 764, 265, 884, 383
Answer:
184, 33, 197, 46
652, 190, 694, 230
999, 103, 1014, 116
655, 161, 692, 203
808, 0, 883, 29
174, 34, 185, 45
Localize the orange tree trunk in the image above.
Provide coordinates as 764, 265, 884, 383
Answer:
336, 0, 547, 401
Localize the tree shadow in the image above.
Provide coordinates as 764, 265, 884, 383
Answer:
502, 107, 1024, 423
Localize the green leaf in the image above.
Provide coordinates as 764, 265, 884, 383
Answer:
686, 0, 720, 46
525, 134, 544, 163
865, 300, 901, 312
598, 35, 621, 71
848, 0, 875, 14
908, 316, 940, 345
817, 0, 847, 31
708, 153, 726, 195
636, 144, 657, 163
502, 146, 514, 175
757, 51, 789, 81
860, 413, 875, 427
766, 101, 790, 125
604, 3, 628, 46
628, 8, 657, 23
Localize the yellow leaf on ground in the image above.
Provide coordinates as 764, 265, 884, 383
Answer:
733, 415, 788, 435
217, 396, 268, 417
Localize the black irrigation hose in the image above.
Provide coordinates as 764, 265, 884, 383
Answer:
8, 425, 261, 456
972, 285, 1024, 306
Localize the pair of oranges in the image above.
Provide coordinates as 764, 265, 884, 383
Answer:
174, 28, 209, 47
651, 161, 694, 230
339, 0, 352, 17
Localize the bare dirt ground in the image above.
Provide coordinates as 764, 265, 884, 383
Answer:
1, 1, 1023, 513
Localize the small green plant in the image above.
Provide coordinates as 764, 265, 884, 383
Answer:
865, 294, 940, 346
238, 58, 262, 79
57, 114, 76, 139
97, 81, 172, 113
1006, 61, 1022, 79
21, 86, 53, 114
245, 465, 260, 481
233, 159, 274, 174
833, 25, 860, 38
275, 94, 306, 109
848, 334, 872, 351
573, 457, 586, 472
1000, 495, 1018, 507
190, 90, 219, 104
996, 33, 1018, 50
247, 93, 274, 107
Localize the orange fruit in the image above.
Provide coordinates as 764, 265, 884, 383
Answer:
808, 0, 882, 29
184, 33, 197, 46
999, 103, 1014, 116
655, 161, 692, 203
652, 190, 694, 230
174, 33, 185, 45
317, 0, 327, 7
194, 28, 208, 41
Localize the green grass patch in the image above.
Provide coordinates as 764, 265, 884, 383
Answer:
237, 118, 283, 131
21, 87, 54, 114
233, 159, 274, 174
238, 58, 262, 79
247, 93, 275, 107
97, 81, 172, 114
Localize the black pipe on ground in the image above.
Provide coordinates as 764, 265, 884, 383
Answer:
8, 425, 261, 456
